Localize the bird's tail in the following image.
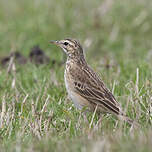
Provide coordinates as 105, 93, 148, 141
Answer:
118, 114, 140, 128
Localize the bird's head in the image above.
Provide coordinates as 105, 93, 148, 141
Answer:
50, 38, 84, 58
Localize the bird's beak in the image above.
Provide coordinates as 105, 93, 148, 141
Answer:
50, 40, 59, 46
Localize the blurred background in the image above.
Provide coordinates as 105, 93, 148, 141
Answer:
0, 0, 152, 65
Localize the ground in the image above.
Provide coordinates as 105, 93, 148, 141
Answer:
0, 0, 152, 151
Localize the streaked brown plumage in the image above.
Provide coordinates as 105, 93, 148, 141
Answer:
50, 38, 138, 126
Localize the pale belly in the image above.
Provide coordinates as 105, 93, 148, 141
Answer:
64, 71, 89, 110
64, 74, 83, 109
67, 89, 84, 110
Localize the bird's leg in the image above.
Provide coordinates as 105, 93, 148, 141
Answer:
94, 112, 103, 131
82, 110, 89, 124
89, 105, 98, 129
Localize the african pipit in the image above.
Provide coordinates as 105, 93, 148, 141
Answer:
50, 38, 137, 125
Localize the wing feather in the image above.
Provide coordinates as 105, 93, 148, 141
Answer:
74, 82, 120, 115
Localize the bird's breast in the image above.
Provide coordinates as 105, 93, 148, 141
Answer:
64, 66, 88, 110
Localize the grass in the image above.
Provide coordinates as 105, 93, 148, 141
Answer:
0, 0, 152, 151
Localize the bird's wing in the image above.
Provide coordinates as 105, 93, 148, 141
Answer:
73, 65, 121, 115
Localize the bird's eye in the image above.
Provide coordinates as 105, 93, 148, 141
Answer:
64, 42, 69, 46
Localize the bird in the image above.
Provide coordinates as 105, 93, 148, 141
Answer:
50, 38, 138, 126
